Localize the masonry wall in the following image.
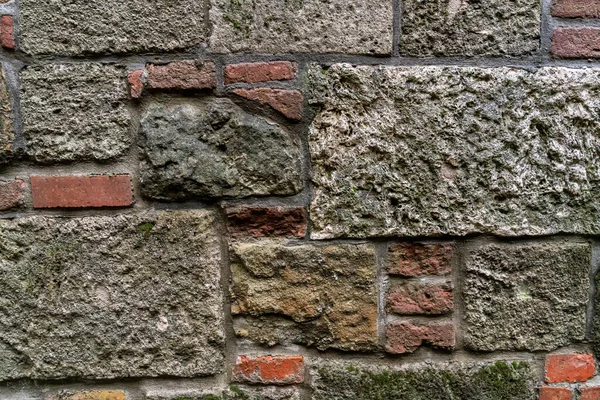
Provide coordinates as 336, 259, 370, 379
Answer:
0, 0, 600, 399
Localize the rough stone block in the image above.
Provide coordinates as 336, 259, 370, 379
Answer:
0, 211, 224, 381
386, 282, 453, 315
47, 391, 126, 400
20, 63, 130, 163
385, 321, 455, 354
140, 97, 302, 200
400, 0, 540, 56
464, 242, 590, 351
0, 65, 12, 163
224, 387, 300, 400
309, 65, 600, 238
230, 241, 378, 351
0, 179, 24, 211
226, 206, 307, 238
19, 0, 207, 55
209, 0, 393, 54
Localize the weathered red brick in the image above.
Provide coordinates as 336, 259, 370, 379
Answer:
552, 28, 600, 58
0, 179, 24, 211
146, 60, 216, 90
233, 88, 303, 120
226, 206, 307, 238
552, 0, 600, 18
46, 391, 126, 400
388, 243, 453, 276
225, 61, 297, 84
1, 15, 14, 50
581, 386, 600, 400
232, 355, 304, 385
545, 354, 595, 383
386, 282, 453, 315
31, 175, 133, 209
385, 321, 455, 354
538, 387, 573, 400
128, 69, 144, 99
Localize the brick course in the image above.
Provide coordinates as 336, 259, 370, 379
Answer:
545, 354, 595, 383
225, 61, 297, 84
232, 356, 304, 385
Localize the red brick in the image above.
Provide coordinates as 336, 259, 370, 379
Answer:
128, 69, 143, 99
387, 243, 453, 276
386, 282, 453, 315
538, 387, 573, 400
0, 179, 24, 211
545, 354, 595, 383
552, 28, 600, 58
233, 88, 303, 120
226, 206, 307, 238
146, 60, 216, 90
232, 355, 304, 385
1, 15, 14, 50
31, 175, 133, 209
581, 386, 600, 400
552, 0, 600, 18
225, 61, 297, 84
385, 321, 455, 354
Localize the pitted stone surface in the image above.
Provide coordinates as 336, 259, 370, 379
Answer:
20, 63, 130, 163
231, 241, 378, 351
0, 211, 224, 380
19, 0, 207, 55
140, 98, 302, 200
401, 0, 540, 56
464, 242, 590, 351
209, 0, 392, 54
309, 65, 600, 238
0, 67, 12, 164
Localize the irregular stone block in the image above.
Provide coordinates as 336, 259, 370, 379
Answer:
140, 98, 302, 200
309, 65, 600, 238
464, 242, 590, 351
231, 241, 378, 351
386, 321, 455, 354
0, 179, 24, 211
0, 211, 224, 381
386, 282, 453, 315
20, 63, 130, 163
0, 66, 12, 163
209, 0, 392, 54
310, 360, 536, 399
225, 386, 300, 400
225, 206, 307, 238
19, 0, 207, 55
400, 0, 540, 56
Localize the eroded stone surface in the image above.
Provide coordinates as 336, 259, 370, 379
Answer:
231, 241, 378, 351
19, 0, 207, 55
0, 66, 12, 164
20, 63, 130, 163
401, 0, 540, 56
309, 65, 600, 238
140, 98, 302, 200
209, 0, 392, 54
464, 242, 590, 351
0, 211, 224, 380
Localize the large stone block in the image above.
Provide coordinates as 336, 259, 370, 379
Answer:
209, 0, 392, 54
20, 63, 130, 163
230, 241, 378, 351
464, 242, 590, 351
309, 65, 600, 238
19, 0, 207, 55
0, 211, 224, 380
400, 0, 540, 56
140, 98, 302, 200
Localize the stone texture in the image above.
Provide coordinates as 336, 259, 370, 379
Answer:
232, 356, 304, 385
225, 387, 300, 400
0, 211, 224, 381
233, 88, 303, 121
0, 179, 24, 211
19, 0, 207, 55
231, 241, 378, 351
388, 243, 454, 276
209, 0, 392, 54
140, 97, 302, 200
386, 282, 453, 315
545, 354, 595, 383
226, 206, 307, 238
385, 321, 455, 354
146, 61, 216, 90
20, 63, 130, 163
400, 0, 540, 56
310, 360, 536, 400
0, 66, 12, 164
47, 391, 126, 400
464, 242, 590, 352
309, 65, 600, 238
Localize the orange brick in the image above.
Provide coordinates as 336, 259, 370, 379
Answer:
545, 354, 595, 383
539, 386, 572, 400
232, 355, 304, 385
581, 386, 600, 400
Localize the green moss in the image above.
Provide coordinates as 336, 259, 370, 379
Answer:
138, 222, 155, 235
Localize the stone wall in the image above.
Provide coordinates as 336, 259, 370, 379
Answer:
0, 0, 599, 399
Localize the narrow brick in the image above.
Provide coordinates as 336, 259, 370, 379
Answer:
31, 175, 133, 209
1, 15, 14, 49
386, 282, 453, 315
581, 386, 600, 400
385, 321, 455, 354
388, 243, 453, 276
538, 387, 573, 400
552, 0, 600, 18
233, 88, 303, 120
225, 61, 297, 84
545, 354, 595, 383
146, 61, 216, 90
552, 28, 600, 58
46, 391, 126, 400
232, 355, 305, 385
0, 179, 24, 211
128, 70, 143, 99
226, 206, 307, 238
